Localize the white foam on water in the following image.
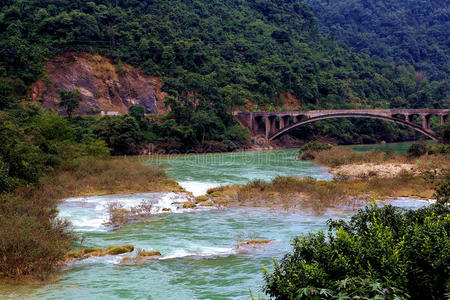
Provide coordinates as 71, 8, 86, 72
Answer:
71, 253, 130, 265
151, 192, 193, 213
70, 245, 238, 266
161, 246, 236, 260
58, 192, 195, 232
178, 181, 220, 196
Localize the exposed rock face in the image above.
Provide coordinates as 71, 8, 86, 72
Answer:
31, 53, 167, 115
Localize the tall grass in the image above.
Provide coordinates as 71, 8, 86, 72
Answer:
308, 144, 449, 170
44, 157, 182, 198
0, 157, 180, 280
206, 173, 437, 214
313, 148, 397, 167
103, 200, 153, 228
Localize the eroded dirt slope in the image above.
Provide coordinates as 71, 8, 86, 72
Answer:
31, 53, 167, 115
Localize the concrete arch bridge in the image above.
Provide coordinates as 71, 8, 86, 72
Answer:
234, 109, 450, 142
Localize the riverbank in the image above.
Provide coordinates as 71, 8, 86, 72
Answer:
184, 144, 448, 212
40, 157, 184, 198
0, 156, 183, 281
190, 174, 435, 214
1, 143, 443, 298
308, 144, 449, 177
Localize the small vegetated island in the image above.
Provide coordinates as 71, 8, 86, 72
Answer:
0, 0, 448, 298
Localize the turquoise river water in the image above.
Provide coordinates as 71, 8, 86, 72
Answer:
1, 142, 430, 299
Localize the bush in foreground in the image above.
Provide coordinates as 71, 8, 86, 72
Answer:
264, 203, 450, 299
298, 142, 333, 160
0, 194, 76, 279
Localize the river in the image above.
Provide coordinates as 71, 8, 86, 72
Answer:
2, 142, 429, 299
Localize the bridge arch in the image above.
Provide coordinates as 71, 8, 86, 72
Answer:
269, 113, 440, 141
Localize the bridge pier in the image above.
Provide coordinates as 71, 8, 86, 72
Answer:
270, 116, 276, 135
248, 112, 253, 132
440, 115, 447, 125
422, 114, 431, 130
279, 116, 284, 129
264, 116, 270, 138
279, 116, 290, 129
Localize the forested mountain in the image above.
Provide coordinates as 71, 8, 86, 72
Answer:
305, 0, 450, 81
0, 0, 448, 151
1, 0, 447, 110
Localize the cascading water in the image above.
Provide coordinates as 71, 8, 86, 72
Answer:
2, 144, 431, 299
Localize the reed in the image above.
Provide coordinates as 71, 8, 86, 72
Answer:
41, 157, 183, 199
0, 157, 180, 280
203, 173, 438, 214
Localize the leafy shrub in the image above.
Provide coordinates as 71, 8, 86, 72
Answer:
264, 204, 450, 299
298, 142, 333, 160
437, 123, 450, 144
429, 144, 450, 155
434, 180, 449, 204
83, 140, 111, 159
0, 194, 76, 279
93, 115, 144, 155
299, 142, 334, 153
407, 141, 430, 157
296, 278, 406, 299
0, 157, 10, 192
58, 89, 80, 119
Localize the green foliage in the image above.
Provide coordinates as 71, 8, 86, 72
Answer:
0, 0, 447, 112
437, 123, 450, 144
0, 0, 447, 146
83, 140, 111, 159
0, 193, 76, 279
298, 142, 333, 160
129, 105, 145, 121
115, 60, 125, 75
306, 0, 450, 82
93, 115, 144, 155
59, 89, 81, 119
434, 181, 450, 204
0, 104, 114, 192
299, 142, 333, 153
264, 204, 450, 299
0, 109, 49, 191
33, 110, 75, 141
296, 278, 406, 299
407, 140, 430, 157
406, 140, 450, 158
0, 78, 21, 110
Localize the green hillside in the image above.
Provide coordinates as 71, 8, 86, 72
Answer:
305, 0, 450, 81
1, 0, 447, 109
0, 0, 448, 151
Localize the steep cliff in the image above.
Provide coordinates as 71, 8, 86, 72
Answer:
31, 53, 167, 115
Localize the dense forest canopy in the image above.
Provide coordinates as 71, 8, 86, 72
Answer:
305, 0, 450, 81
0, 0, 448, 110
0, 0, 448, 150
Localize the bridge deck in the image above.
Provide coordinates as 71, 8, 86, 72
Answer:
235, 109, 450, 117
234, 109, 449, 142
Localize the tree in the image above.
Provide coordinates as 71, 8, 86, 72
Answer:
93, 116, 144, 155
129, 105, 145, 120
58, 89, 81, 119
264, 204, 450, 299
129, 105, 148, 130
0, 79, 15, 110
437, 123, 450, 144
